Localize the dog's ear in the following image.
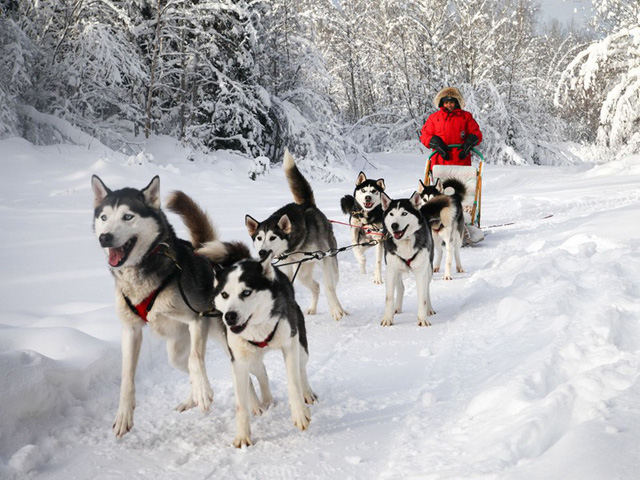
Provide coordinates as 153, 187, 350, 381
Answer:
376, 178, 386, 191
142, 176, 161, 209
434, 178, 443, 194
277, 214, 292, 235
410, 191, 422, 210
91, 175, 111, 209
417, 179, 427, 193
245, 215, 259, 237
356, 172, 367, 186
381, 192, 392, 211
259, 251, 276, 281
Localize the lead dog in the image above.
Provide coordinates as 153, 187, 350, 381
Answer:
340, 172, 386, 284
199, 241, 317, 447
92, 176, 227, 437
380, 191, 435, 327
418, 178, 466, 280
245, 150, 345, 320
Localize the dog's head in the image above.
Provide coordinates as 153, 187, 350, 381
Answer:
91, 175, 163, 269
245, 214, 290, 258
213, 253, 276, 335
381, 191, 424, 241
354, 172, 386, 212
417, 179, 444, 205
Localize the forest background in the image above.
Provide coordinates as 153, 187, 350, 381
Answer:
1, 0, 638, 175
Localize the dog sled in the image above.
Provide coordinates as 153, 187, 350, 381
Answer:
424, 145, 485, 243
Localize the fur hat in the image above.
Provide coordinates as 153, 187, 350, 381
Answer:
433, 87, 465, 109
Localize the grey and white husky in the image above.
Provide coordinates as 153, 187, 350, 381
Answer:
92, 175, 228, 437
418, 178, 466, 280
245, 150, 345, 321
380, 191, 435, 327
198, 242, 317, 447
340, 172, 386, 284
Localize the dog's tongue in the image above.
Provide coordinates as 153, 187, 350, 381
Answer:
393, 231, 404, 240
364, 202, 373, 208
108, 247, 125, 267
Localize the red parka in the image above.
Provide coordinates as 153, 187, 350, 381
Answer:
420, 107, 483, 167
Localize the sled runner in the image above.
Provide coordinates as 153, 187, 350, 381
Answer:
423, 145, 484, 228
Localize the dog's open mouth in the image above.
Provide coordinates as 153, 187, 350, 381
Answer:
393, 226, 408, 240
107, 237, 137, 267
229, 315, 251, 334
364, 202, 374, 209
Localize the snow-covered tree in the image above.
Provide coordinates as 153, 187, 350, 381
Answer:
557, 2, 640, 155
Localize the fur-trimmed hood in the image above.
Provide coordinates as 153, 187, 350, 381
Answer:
433, 87, 465, 109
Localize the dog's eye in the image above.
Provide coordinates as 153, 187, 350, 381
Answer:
123, 214, 134, 221
241, 289, 252, 297
100, 214, 107, 221
256, 235, 263, 242
269, 236, 276, 241
220, 292, 229, 299
401, 212, 408, 216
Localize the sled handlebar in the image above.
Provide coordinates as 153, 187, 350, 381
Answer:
427, 144, 485, 162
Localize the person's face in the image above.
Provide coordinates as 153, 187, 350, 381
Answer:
443, 99, 456, 112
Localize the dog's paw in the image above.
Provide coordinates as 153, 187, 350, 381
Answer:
113, 409, 134, 438
304, 389, 318, 405
175, 393, 196, 412
306, 307, 317, 315
191, 379, 214, 412
443, 275, 453, 280
292, 405, 311, 431
373, 274, 383, 285
330, 307, 345, 321
251, 398, 273, 416
232, 434, 253, 448
433, 266, 441, 273
457, 266, 464, 273
381, 317, 394, 327
418, 318, 432, 327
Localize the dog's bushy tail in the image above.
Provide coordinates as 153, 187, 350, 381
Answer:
442, 178, 467, 203
340, 195, 356, 215
166, 190, 218, 248
197, 240, 251, 268
284, 149, 315, 206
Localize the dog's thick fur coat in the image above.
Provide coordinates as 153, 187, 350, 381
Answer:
380, 191, 435, 327
419, 178, 466, 280
340, 172, 386, 284
245, 150, 345, 320
91, 176, 225, 437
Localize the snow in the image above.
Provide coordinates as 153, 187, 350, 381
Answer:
1, 135, 640, 479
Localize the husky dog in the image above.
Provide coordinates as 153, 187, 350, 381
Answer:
245, 150, 345, 321
380, 191, 435, 327
92, 176, 228, 437
199, 242, 317, 447
340, 172, 386, 284
418, 178, 466, 280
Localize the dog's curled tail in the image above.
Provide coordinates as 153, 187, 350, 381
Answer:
340, 195, 355, 215
197, 240, 252, 268
284, 149, 315, 206
442, 178, 467, 202
166, 190, 218, 248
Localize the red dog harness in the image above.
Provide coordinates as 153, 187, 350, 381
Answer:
124, 273, 176, 322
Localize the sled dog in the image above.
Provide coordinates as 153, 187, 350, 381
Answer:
380, 191, 435, 327
199, 242, 317, 447
340, 172, 386, 284
92, 176, 229, 437
418, 178, 466, 280
245, 150, 345, 321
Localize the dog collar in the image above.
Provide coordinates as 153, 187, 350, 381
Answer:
124, 272, 176, 322
248, 321, 279, 348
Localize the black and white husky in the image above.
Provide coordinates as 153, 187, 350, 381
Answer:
245, 150, 345, 321
418, 178, 466, 280
340, 172, 386, 284
92, 176, 227, 437
198, 242, 317, 447
380, 191, 435, 327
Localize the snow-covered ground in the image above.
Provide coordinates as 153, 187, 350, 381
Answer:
1, 135, 639, 480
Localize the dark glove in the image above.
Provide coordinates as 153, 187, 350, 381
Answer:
459, 134, 479, 160
428, 135, 450, 160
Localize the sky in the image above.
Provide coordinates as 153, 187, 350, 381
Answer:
1, 129, 640, 479
538, 0, 593, 27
